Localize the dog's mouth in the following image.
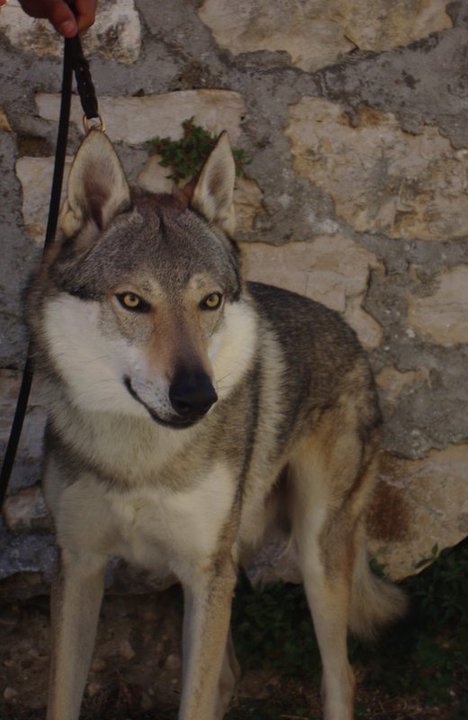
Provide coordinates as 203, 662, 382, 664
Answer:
123, 377, 207, 429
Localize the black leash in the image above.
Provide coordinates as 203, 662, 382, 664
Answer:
0, 35, 101, 510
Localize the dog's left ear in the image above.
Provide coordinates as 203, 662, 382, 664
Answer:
190, 132, 236, 235
60, 129, 131, 238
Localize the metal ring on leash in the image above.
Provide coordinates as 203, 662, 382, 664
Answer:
83, 113, 106, 134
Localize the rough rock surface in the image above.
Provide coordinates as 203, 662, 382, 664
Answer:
35, 90, 246, 145
242, 236, 383, 348
285, 98, 468, 241
368, 446, 468, 579
198, 0, 452, 72
407, 265, 468, 346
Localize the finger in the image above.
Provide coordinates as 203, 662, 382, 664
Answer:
74, 0, 97, 32
18, 0, 78, 36
45, 0, 78, 37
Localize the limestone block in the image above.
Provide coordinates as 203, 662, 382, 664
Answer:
2, 486, 51, 533
344, 0, 452, 51
407, 266, 468, 345
368, 446, 468, 580
35, 90, 246, 145
137, 156, 174, 195
242, 235, 383, 348
198, 0, 451, 72
343, 296, 383, 350
15, 156, 72, 242
0, 371, 46, 463
376, 366, 429, 407
0, 0, 141, 64
286, 99, 468, 241
233, 176, 265, 234
199, 0, 353, 72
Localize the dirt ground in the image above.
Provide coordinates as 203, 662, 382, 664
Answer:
0, 587, 466, 720
0, 591, 184, 718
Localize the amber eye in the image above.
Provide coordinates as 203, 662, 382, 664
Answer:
116, 292, 150, 313
200, 292, 223, 311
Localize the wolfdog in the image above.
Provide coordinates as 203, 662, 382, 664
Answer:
26, 129, 405, 720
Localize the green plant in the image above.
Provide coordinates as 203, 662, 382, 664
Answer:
414, 543, 440, 571
351, 538, 468, 708
368, 557, 386, 577
232, 541, 468, 715
232, 574, 320, 676
149, 117, 249, 184
406, 538, 468, 629
226, 697, 315, 719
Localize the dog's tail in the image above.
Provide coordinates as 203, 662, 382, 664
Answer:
349, 541, 407, 640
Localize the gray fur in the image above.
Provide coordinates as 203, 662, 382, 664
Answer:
27, 130, 405, 720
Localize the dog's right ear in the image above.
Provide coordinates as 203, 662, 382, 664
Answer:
189, 132, 236, 235
60, 130, 131, 238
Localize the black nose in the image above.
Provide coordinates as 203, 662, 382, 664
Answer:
169, 370, 218, 419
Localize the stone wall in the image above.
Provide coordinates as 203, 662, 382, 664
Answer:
1, 0, 467, 594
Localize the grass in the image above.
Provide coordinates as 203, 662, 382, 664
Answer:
232, 576, 320, 676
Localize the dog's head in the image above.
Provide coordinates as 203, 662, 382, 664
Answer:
29, 130, 256, 428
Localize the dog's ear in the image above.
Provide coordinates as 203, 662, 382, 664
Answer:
60, 130, 131, 238
190, 132, 236, 235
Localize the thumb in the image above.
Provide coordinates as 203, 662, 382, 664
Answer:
18, 0, 79, 37
47, 0, 78, 37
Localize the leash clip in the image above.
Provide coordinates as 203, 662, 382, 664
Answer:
83, 113, 106, 134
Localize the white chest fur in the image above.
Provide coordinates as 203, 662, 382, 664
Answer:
48, 459, 238, 586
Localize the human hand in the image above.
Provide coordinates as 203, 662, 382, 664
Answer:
17, 0, 97, 37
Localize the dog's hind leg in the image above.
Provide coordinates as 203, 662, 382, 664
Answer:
293, 508, 356, 720
179, 559, 237, 720
289, 419, 379, 720
47, 549, 106, 720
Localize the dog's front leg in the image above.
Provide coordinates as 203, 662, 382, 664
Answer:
47, 549, 106, 720
179, 557, 237, 720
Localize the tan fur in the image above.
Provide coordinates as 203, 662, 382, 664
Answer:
27, 131, 406, 720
